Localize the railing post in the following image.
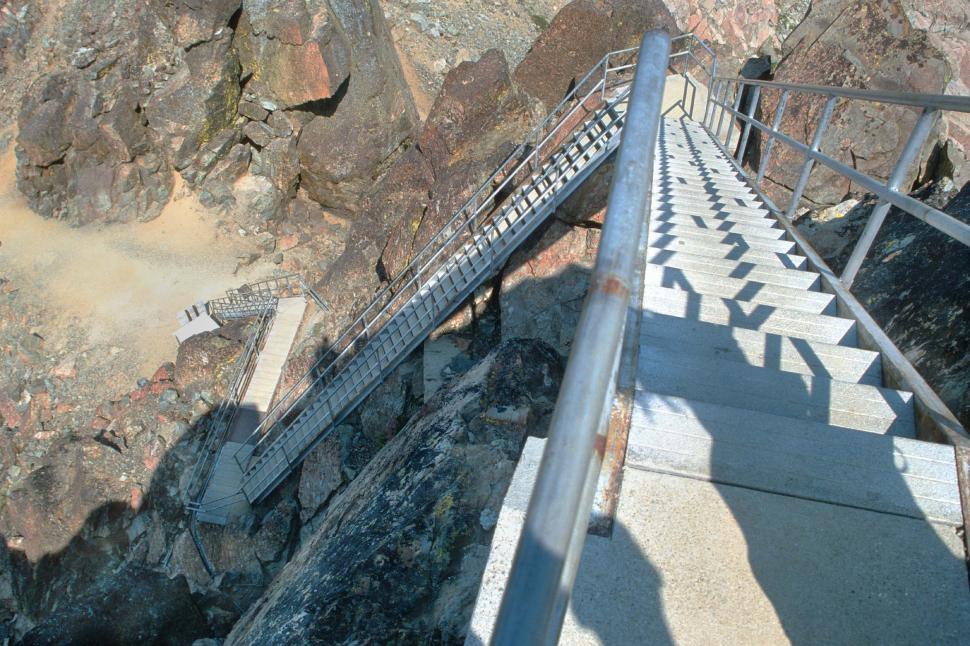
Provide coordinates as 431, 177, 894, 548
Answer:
756, 89, 790, 186
714, 81, 731, 140
783, 95, 838, 220
490, 29, 670, 646
723, 82, 745, 148
735, 85, 761, 164
841, 107, 937, 287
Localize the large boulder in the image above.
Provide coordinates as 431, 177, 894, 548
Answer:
501, 219, 600, 357
145, 35, 241, 172
19, 567, 210, 645
513, 0, 677, 111
380, 49, 536, 279
15, 0, 244, 224
760, 0, 955, 207
293, 0, 419, 211
226, 339, 563, 643
235, 0, 350, 109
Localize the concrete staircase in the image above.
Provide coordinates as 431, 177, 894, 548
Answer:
195, 297, 307, 524
468, 117, 970, 642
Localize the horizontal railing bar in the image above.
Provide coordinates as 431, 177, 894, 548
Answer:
716, 77, 970, 113
710, 97, 970, 247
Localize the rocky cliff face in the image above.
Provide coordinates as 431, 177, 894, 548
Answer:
759, 0, 964, 207
795, 181, 970, 427
227, 340, 562, 644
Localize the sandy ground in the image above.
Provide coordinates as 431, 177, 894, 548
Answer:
0, 138, 274, 386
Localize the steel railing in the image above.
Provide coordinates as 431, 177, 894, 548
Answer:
703, 75, 970, 287
222, 37, 693, 505
208, 273, 327, 322
491, 30, 673, 644
184, 303, 276, 511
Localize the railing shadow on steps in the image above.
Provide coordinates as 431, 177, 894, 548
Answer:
217, 32, 720, 507
702, 68, 970, 449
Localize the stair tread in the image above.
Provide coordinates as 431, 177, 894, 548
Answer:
641, 312, 882, 385
643, 265, 835, 314
643, 286, 856, 345
637, 345, 914, 435
645, 248, 819, 289
627, 392, 961, 525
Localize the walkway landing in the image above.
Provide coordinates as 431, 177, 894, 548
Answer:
196, 297, 307, 524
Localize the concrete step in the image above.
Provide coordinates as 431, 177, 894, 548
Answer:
652, 205, 776, 225
648, 226, 796, 254
650, 217, 785, 241
643, 264, 835, 314
643, 286, 857, 345
653, 192, 771, 217
640, 312, 882, 385
656, 177, 755, 197
648, 235, 807, 269
637, 345, 914, 434
628, 393, 958, 523
645, 248, 820, 290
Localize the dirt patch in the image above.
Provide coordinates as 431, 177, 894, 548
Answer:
0, 137, 276, 387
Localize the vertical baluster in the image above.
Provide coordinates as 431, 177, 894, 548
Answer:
723, 83, 744, 148
783, 95, 838, 220
756, 90, 790, 186
842, 107, 937, 287
714, 81, 730, 139
734, 85, 761, 164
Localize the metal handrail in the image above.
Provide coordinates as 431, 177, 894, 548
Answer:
225, 40, 663, 478
491, 30, 672, 644
704, 75, 970, 287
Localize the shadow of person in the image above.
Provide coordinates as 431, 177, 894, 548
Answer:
565, 520, 673, 645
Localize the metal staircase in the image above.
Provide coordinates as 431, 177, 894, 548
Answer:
188, 39, 710, 514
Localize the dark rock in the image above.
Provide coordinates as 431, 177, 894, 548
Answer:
379, 50, 535, 278
150, 0, 242, 49
297, 433, 344, 523
501, 219, 599, 356
199, 143, 251, 208
232, 175, 284, 231
295, 0, 419, 211
242, 120, 274, 148
238, 100, 269, 122
513, 0, 677, 111
147, 36, 242, 172
266, 110, 295, 138
795, 180, 970, 426
235, 0, 350, 109
20, 567, 209, 645
251, 137, 300, 196
760, 0, 951, 207
226, 340, 563, 644
174, 321, 248, 399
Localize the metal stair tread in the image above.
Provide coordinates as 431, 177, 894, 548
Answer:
647, 226, 797, 254
645, 248, 820, 289
643, 264, 835, 314
650, 217, 785, 241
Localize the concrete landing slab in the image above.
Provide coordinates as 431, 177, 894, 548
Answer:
562, 468, 970, 645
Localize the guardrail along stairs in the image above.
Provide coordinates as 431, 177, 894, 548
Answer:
472, 29, 970, 640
